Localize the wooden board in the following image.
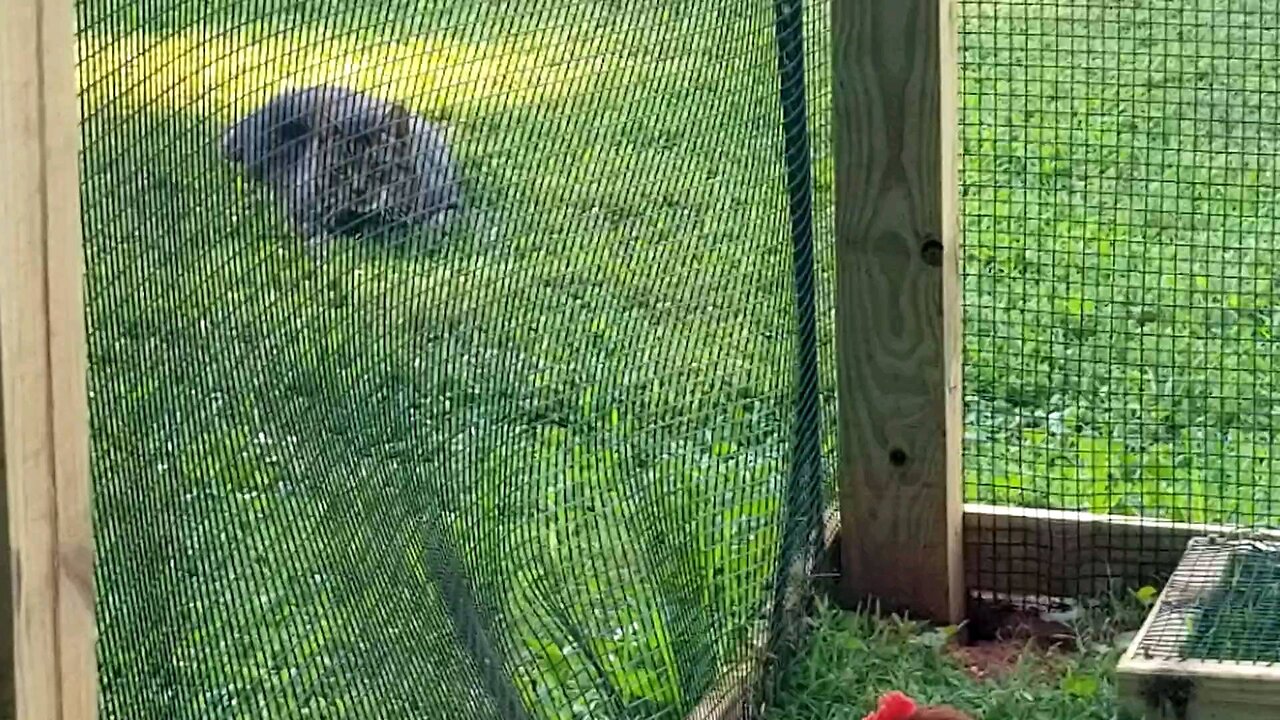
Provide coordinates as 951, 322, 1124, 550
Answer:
963, 504, 1280, 599
1117, 659, 1280, 720
832, 0, 965, 622
0, 0, 97, 716
1116, 538, 1280, 720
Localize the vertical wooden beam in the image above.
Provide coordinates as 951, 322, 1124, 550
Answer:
831, 0, 964, 622
0, 0, 97, 716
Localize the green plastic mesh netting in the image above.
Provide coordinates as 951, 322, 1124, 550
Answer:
77, 0, 834, 717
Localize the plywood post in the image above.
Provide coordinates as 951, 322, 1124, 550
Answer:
831, 0, 964, 623
0, 0, 98, 716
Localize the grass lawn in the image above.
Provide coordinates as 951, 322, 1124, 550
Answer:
959, 0, 1280, 524
81, 1, 830, 717
76, 0, 1279, 717
765, 598, 1150, 720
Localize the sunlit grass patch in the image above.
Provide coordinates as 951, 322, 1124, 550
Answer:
76, 27, 630, 120
80, 2, 812, 716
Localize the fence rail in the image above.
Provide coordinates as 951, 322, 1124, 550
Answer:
0, 0, 97, 716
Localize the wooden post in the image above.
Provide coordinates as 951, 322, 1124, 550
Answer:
831, 0, 964, 622
0, 0, 98, 716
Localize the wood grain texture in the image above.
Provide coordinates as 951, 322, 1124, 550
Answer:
963, 504, 1280, 599
1118, 659, 1280, 720
0, 270, 13, 720
0, 0, 97, 716
832, 0, 964, 622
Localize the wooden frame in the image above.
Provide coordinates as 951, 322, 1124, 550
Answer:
4, 0, 1269, 714
0, 0, 97, 716
1116, 537, 1280, 720
827, 0, 1272, 629
960, 504, 1279, 599
835, 493, 1259, 614
1120, 660, 1280, 720
832, 0, 965, 622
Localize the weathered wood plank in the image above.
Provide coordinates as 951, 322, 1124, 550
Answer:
832, 0, 964, 622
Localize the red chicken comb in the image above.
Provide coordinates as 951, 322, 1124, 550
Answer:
862, 691, 918, 720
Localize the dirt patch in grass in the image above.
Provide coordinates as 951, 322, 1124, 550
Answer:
949, 604, 1079, 681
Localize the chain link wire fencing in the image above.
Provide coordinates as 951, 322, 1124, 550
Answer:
77, 0, 834, 717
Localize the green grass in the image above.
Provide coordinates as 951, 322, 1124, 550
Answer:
765, 599, 1149, 720
78, 0, 1280, 716
83, 2, 828, 718
958, 0, 1280, 523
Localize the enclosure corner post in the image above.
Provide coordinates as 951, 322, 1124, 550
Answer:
831, 0, 965, 623
0, 0, 98, 716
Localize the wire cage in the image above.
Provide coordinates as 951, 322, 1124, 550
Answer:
10, 0, 1280, 715
1119, 535, 1280, 719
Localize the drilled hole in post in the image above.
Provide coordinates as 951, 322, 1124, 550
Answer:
921, 238, 943, 267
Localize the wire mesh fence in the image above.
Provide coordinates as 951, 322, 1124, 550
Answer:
75, 0, 1280, 709
1131, 536, 1280, 664
77, 0, 832, 717
958, 0, 1280, 598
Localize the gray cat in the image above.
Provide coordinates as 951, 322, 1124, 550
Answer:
220, 84, 463, 246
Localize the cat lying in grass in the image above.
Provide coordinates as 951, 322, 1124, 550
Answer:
220, 84, 463, 247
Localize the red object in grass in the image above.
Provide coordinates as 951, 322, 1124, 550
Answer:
861, 692, 975, 720
862, 692, 917, 720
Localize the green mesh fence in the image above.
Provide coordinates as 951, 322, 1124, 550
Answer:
77, 0, 832, 717
959, 0, 1280, 597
